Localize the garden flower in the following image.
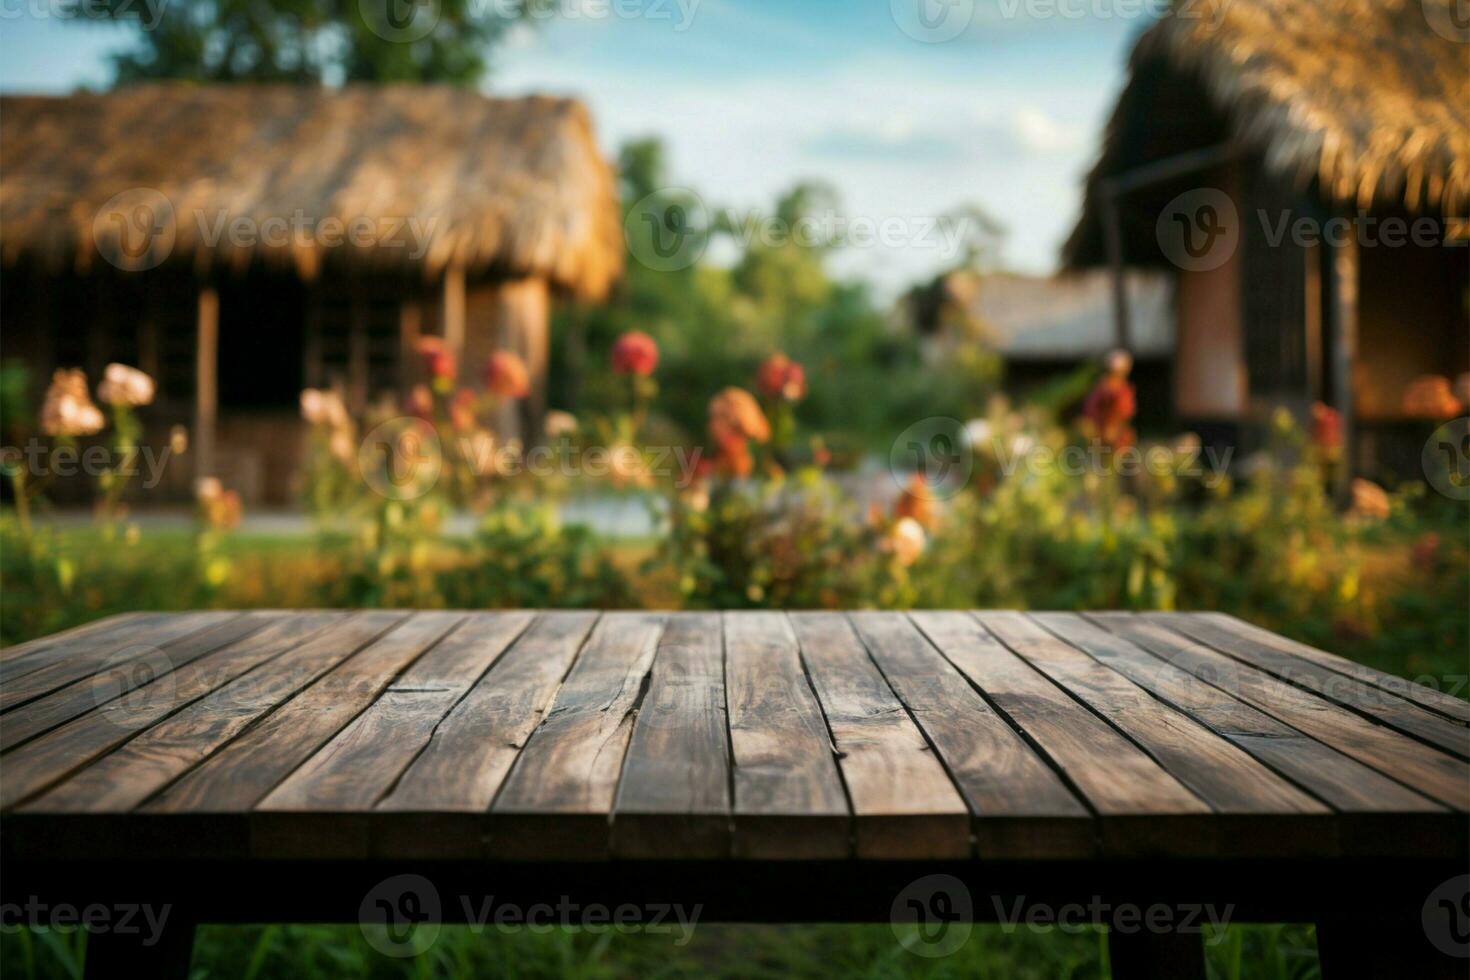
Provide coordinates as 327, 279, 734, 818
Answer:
756, 353, 807, 402
607, 444, 653, 489
964, 418, 993, 451
893, 473, 935, 529
1310, 402, 1342, 454
886, 516, 926, 567
708, 387, 770, 444
40, 369, 105, 437
300, 388, 350, 430
417, 336, 457, 384
1348, 478, 1390, 521
1081, 349, 1135, 449
485, 350, 530, 399
1412, 532, 1441, 567
197, 477, 242, 530
544, 410, 578, 438
611, 331, 659, 376
1401, 375, 1460, 419
96, 363, 155, 407
449, 388, 479, 433
405, 385, 434, 421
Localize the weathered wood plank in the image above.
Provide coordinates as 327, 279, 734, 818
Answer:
1153, 612, 1470, 757
142, 611, 450, 817
254, 612, 532, 857
1062, 614, 1443, 812
789, 612, 970, 858
0, 611, 243, 712
987, 612, 1325, 813
1171, 612, 1470, 725
723, 611, 850, 859
913, 611, 1211, 857
855, 612, 1092, 858
21, 612, 439, 815
611, 612, 731, 859
0, 612, 389, 810
378, 611, 600, 857
0, 612, 155, 669
1101, 614, 1470, 812
489, 612, 665, 860
0, 613, 279, 751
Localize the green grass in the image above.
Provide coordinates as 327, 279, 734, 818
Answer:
0, 923, 1323, 979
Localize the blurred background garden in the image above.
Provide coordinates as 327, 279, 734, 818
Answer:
2, 0, 1468, 978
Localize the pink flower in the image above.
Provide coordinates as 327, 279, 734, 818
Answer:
40, 369, 105, 437
1311, 402, 1342, 454
611, 331, 659, 376
97, 363, 155, 408
756, 353, 807, 402
417, 337, 457, 383
485, 350, 530, 400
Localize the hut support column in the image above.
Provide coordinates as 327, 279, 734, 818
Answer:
474, 278, 550, 444
194, 285, 219, 483
1328, 222, 1358, 503
442, 264, 466, 357
1100, 180, 1131, 352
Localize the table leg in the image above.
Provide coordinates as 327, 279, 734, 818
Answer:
1106, 928, 1205, 980
1316, 919, 1462, 980
83, 916, 195, 980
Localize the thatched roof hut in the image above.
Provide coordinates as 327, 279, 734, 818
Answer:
1062, 0, 1468, 490
0, 84, 623, 504
1066, 0, 1469, 267
0, 84, 622, 299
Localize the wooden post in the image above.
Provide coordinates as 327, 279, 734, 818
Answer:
347, 293, 368, 413
442, 263, 466, 358
399, 300, 422, 392
1328, 222, 1358, 502
1101, 180, 1131, 353
194, 285, 219, 483
486, 278, 551, 444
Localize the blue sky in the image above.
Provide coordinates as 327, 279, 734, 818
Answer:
0, 0, 1155, 295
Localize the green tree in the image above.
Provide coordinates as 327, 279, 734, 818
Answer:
71, 0, 541, 85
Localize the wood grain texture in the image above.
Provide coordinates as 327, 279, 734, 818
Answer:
915, 611, 1212, 857
0, 613, 155, 669
0, 613, 278, 752
490, 612, 665, 860
1107, 615, 1470, 812
723, 611, 850, 859
1153, 612, 1470, 757
611, 612, 731, 859
0, 612, 243, 712
861, 612, 1092, 858
792, 613, 970, 858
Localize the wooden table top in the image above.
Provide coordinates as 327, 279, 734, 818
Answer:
2, 610, 1465, 863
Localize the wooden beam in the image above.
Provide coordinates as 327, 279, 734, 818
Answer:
1328, 222, 1359, 502
1100, 182, 1131, 352
194, 285, 219, 482
442, 263, 466, 363
399, 300, 422, 393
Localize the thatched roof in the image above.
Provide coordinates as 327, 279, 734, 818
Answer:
1065, 0, 1469, 267
0, 84, 623, 298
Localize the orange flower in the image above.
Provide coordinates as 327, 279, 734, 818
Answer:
448, 388, 479, 433
1081, 374, 1136, 449
1348, 478, 1390, 521
1310, 402, 1342, 454
756, 352, 807, 402
417, 337, 457, 383
893, 473, 935, 529
708, 387, 770, 443
40, 369, 105, 437
404, 384, 434, 421
485, 350, 530, 399
611, 331, 659, 376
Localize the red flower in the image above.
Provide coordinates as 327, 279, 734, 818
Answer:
1311, 402, 1342, 453
485, 350, 530, 400
417, 337, 457, 383
756, 353, 807, 402
405, 384, 433, 421
449, 388, 479, 433
1082, 374, 1136, 449
611, 331, 659, 376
